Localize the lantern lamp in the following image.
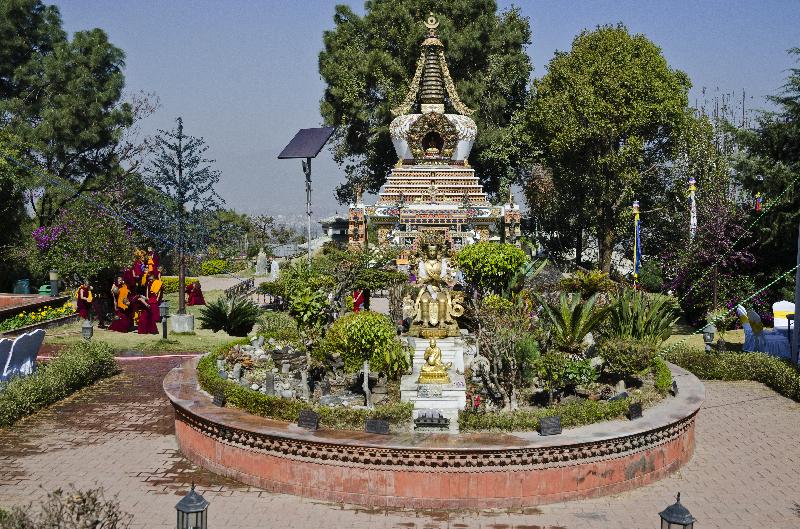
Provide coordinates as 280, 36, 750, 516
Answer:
81, 319, 93, 340
659, 492, 696, 529
160, 300, 169, 340
176, 482, 209, 529
702, 323, 716, 352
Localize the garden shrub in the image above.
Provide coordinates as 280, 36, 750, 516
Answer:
652, 356, 673, 394
199, 294, 261, 337
197, 344, 413, 430
319, 311, 409, 378
604, 288, 678, 343
664, 346, 800, 401
459, 396, 631, 432
0, 341, 119, 426
161, 277, 198, 294
0, 486, 131, 529
257, 310, 300, 343
201, 259, 228, 275
598, 337, 659, 378
559, 269, 617, 297
455, 242, 527, 295
535, 351, 597, 394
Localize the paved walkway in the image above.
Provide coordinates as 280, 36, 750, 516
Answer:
1, 358, 799, 529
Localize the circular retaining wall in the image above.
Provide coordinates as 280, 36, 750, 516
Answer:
164, 359, 704, 509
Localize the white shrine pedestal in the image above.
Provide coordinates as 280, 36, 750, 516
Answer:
400, 336, 468, 433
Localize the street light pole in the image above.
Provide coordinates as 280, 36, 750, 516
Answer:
792, 220, 800, 364
302, 157, 312, 264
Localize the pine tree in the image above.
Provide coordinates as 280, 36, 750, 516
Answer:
143, 117, 223, 314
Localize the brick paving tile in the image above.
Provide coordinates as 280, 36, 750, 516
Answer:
1, 360, 799, 529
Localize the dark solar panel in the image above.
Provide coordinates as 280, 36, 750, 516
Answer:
277, 127, 335, 159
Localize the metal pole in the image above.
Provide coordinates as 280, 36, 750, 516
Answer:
792, 221, 800, 364
303, 157, 312, 264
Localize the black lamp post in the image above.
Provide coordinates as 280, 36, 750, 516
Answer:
176, 483, 209, 529
659, 492, 696, 529
160, 300, 170, 340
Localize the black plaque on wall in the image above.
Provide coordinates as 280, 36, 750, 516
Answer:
538, 415, 562, 436
297, 409, 319, 430
365, 419, 390, 435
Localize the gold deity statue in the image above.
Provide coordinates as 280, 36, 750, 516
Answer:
417, 338, 451, 384
408, 236, 464, 338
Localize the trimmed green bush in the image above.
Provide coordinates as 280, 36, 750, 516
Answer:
665, 346, 800, 401
197, 343, 413, 431
598, 337, 659, 378
560, 269, 617, 297
161, 277, 198, 294
652, 356, 673, 394
455, 242, 527, 295
0, 341, 119, 426
459, 397, 631, 432
319, 311, 409, 378
257, 310, 300, 343
201, 259, 228, 275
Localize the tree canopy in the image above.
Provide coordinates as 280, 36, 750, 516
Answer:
0, 0, 132, 227
518, 24, 691, 272
319, 0, 532, 203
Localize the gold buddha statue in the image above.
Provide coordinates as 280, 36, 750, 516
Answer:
417, 338, 451, 384
408, 236, 464, 338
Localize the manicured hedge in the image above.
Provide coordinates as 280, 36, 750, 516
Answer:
0, 341, 119, 426
652, 356, 673, 394
459, 397, 632, 432
197, 342, 413, 431
665, 346, 800, 402
161, 277, 199, 294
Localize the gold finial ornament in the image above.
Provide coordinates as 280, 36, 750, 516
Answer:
424, 13, 439, 31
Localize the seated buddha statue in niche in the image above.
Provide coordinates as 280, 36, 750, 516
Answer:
418, 338, 451, 384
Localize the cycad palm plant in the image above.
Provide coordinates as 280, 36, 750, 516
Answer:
604, 288, 678, 344
199, 294, 261, 337
536, 292, 611, 358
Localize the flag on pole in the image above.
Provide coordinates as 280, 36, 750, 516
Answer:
688, 177, 697, 241
633, 200, 641, 287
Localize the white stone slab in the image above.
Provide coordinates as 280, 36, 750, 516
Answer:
0, 338, 13, 382
3, 329, 44, 380
400, 373, 467, 410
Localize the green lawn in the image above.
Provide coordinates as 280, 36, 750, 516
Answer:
44, 289, 239, 355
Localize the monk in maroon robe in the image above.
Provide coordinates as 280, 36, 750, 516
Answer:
76, 280, 93, 320
109, 277, 132, 332
186, 281, 205, 306
144, 275, 163, 334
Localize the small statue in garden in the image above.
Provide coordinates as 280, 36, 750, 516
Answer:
418, 338, 451, 384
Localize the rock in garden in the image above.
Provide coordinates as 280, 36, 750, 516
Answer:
250, 383, 260, 391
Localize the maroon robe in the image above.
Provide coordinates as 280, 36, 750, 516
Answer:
186, 282, 205, 306
76, 286, 91, 319
109, 284, 132, 333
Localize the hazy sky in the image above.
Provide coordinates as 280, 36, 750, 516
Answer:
57, 0, 800, 219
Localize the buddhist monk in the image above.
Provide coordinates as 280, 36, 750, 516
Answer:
186, 281, 205, 306
76, 280, 93, 320
109, 277, 132, 332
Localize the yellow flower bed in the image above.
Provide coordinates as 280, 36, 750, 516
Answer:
0, 302, 76, 332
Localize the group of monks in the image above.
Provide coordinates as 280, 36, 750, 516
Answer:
108, 247, 164, 334
74, 246, 207, 335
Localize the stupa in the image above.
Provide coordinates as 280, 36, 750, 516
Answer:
348, 14, 520, 250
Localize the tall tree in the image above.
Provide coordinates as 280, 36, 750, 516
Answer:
735, 48, 800, 276
143, 117, 223, 314
319, 0, 532, 203
517, 24, 691, 272
0, 1, 132, 226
